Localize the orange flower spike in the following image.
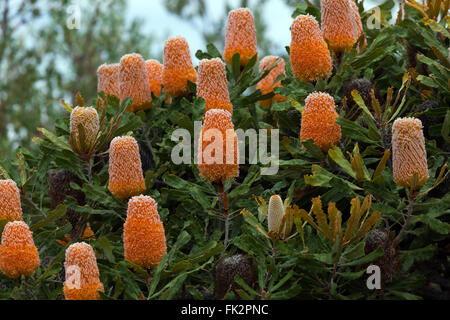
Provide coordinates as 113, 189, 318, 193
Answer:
224, 8, 258, 67
197, 58, 233, 114
392, 117, 429, 189
321, 0, 358, 52
300, 92, 341, 152
145, 59, 163, 98
349, 1, 367, 50
123, 195, 167, 269
97, 63, 119, 97
256, 56, 287, 109
63, 242, 104, 300
119, 53, 152, 113
70, 106, 100, 153
0, 221, 40, 279
197, 109, 239, 183
0, 179, 23, 221
162, 36, 197, 98
290, 15, 333, 82
108, 136, 146, 200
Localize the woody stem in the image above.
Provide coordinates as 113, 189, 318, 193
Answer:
217, 181, 230, 247
393, 190, 417, 247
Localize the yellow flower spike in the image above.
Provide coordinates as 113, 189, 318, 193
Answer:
69, 106, 100, 154
97, 63, 119, 97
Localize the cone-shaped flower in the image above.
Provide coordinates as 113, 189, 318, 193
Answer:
257, 56, 287, 109
392, 117, 429, 189
145, 59, 163, 98
108, 136, 146, 200
0, 179, 23, 221
197, 58, 233, 114
268, 195, 284, 234
69, 106, 100, 154
162, 36, 197, 98
223, 8, 258, 67
97, 63, 119, 97
300, 92, 341, 152
63, 242, 104, 300
119, 53, 152, 113
197, 109, 239, 183
123, 195, 167, 269
290, 15, 333, 82
321, 0, 358, 52
349, 0, 366, 50
0, 221, 40, 279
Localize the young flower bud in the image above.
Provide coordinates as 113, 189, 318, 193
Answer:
69, 106, 100, 154
300, 92, 341, 152
162, 36, 197, 98
197, 58, 233, 114
119, 53, 152, 112
257, 56, 287, 109
268, 195, 284, 234
392, 117, 429, 189
123, 195, 167, 269
0, 221, 40, 279
290, 15, 333, 82
0, 179, 23, 221
224, 8, 258, 67
97, 63, 119, 97
63, 242, 104, 300
108, 136, 146, 200
197, 109, 239, 183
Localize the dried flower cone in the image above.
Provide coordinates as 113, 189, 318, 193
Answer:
197, 58, 233, 114
123, 195, 167, 269
63, 242, 104, 300
290, 15, 332, 82
300, 92, 341, 152
108, 136, 146, 200
392, 117, 429, 189
198, 109, 239, 183
70, 106, 100, 154
224, 8, 258, 67
268, 195, 284, 234
0, 179, 23, 221
257, 56, 287, 109
97, 63, 119, 97
119, 53, 152, 112
321, 0, 358, 52
162, 36, 197, 97
0, 221, 40, 279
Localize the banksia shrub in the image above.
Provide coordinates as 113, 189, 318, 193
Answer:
119, 53, 152, 112
162, 36, 197, 98
197, 58, 233, 114
0, 179, 23, 221
108, 136, 146, 200
290, 15, 332, 82
300, 92, 341, 152
63, 242, 104, 300
69, 106, 100, 154
145, 59, 163, 98
0, 221, 40, 279
197, 109, 239, 183
215, 254, 257, 299
321, 0, 358, 52
123, 195, 167, 269
97, 63, 119, 97
392, 117, 429, 189
223, 8, 258, 67
257, 56, 287, 109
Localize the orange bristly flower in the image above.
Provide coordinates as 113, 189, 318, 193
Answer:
119, 53, 152, 113
162, 36, 197, 98
300, 92, 341, 152
321, 0, 358, 52
145, 59, 163, 98
290, 15, 332, 82
392, 117, 429, 189
224, 8, 258, 67
0, 221, 40, 279
108, 136, 146, 200
197, 58, 233, 114
63, 242, 104, 300
0, 179, 23, 221
349, 1, 367, 50
123, 195, 167, 269
69, 106, 100, 154
257, 56, 287, 109
97, 63, 119, 97
197, 109, 239, 183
